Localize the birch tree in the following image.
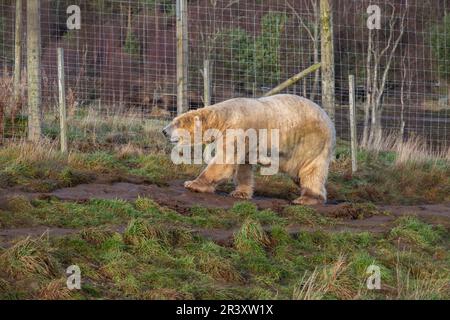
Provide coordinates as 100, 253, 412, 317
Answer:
362, 2, 407, 147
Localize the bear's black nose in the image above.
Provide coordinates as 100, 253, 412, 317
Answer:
162, 128, 168, 136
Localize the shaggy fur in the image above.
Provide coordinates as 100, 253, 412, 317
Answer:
164, 94, 335, 205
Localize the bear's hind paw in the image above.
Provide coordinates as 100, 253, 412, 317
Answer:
292, 195, 324, 206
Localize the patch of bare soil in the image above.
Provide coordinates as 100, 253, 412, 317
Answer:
0, 226, 75, 243
49, 180, 289, 214
0, 180, 449, 247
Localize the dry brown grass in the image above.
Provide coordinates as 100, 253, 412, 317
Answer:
293, 248, 450, 300
293, 255, 355, 300
37, 278, 72, 300
394, 252, 450, 299
0, 234, 59, 280
66, 107, 169, 154
0, 138, 62, 164
0, 76, 13, 140
0, 75, 26, 140
395, 270, 449, 300
364, 132, 450, 165
115, 142, 144, 159
292, 268, 327, 300
72, 107, 143, 131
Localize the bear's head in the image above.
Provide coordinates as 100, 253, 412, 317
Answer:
162, 109, 213, 145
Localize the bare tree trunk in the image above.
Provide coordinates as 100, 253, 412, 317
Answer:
155, 2, 160, 80
203, 59, 211, 106
399, 54, 409, 139
320, 0, 335, 121
368, 57, 378, 147
26, 0, 42, 142
362, 29, 372, 147
311, 42, 320, 101
13, 0, 22, 111
310, 0, 320, 101
365, 3, 406, 148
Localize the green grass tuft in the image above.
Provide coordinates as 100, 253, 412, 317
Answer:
390, 216, 444, 247
0, 234, 59, 280
284, 205, 332, 226
234, 218, 271, 256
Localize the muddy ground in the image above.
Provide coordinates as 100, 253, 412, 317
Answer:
1, 180, 449, 247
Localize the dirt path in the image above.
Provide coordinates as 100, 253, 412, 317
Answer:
1, 180, 449, 247
48, 180, 450, 221
50, 180, 290, 213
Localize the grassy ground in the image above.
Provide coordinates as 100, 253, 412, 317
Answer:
0, 110, 449, 299
0, 198, 448, 299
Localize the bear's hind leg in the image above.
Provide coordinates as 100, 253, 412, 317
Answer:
293, 159, 328, 205
184, 158, 235, 194
230, 164, 254, 199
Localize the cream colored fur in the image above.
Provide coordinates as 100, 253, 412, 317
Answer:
167, 94, 336, 205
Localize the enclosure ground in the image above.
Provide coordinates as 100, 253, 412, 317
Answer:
1, 176, 449, 300
1, 179, 450, 247
0, 117, 449, 299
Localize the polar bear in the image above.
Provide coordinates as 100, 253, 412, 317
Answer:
162, 94, 335, 205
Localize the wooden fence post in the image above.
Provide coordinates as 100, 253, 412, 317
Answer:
176, 0, 188, 115
26, 0, 42, 141
13, 0, 22, 105
57, 48, 68, 154
349, 75, 358, 173
320, 0, 335, 121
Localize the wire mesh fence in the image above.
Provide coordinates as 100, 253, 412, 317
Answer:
0, 0, 449, 149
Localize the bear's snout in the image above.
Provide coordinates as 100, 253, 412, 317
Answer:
162, 124, 172, 137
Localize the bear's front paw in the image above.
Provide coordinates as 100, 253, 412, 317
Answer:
257, 155, 272, 166
230, 190, 252, 200
292, 196, 323, 206
184, 180, 215, 193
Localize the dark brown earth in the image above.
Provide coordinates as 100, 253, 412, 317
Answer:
0, 180, 449, 247
51, 180, 290, 213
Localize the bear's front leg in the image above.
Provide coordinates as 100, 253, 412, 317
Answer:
230, 164, 254, 199
184, 158, 235, 194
